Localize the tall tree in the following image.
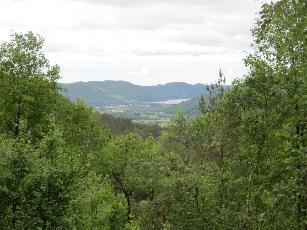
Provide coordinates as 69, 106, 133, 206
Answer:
244, 0, 306, 227
198, 95, 206, 115
0, 32, 60, 141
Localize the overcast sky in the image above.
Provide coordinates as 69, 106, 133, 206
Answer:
0, 0, 267, 85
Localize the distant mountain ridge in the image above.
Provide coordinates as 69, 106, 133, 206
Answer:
60, 80, 209, 107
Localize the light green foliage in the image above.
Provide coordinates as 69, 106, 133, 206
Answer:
66, 172, 127, 229
0, 32, 129, 229
55, 97, 109, 150
0, 0, 305, 228
131, 152, 219, 229
0, 129, 73, 228
0, 32, 60, 141
95, 134, 154, 223
198, 95, 206, 115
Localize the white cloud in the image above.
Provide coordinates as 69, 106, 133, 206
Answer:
0, 0, 268, 85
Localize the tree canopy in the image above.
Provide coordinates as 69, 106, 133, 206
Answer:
0, 0, 306, 229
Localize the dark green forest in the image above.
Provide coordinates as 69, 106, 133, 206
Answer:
0, 0, 306, 229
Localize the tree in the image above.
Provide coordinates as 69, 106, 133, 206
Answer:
95, 134, 153, 223
206, 69, 226, 112
0, 32, 60, 141
65, 172, 127, 229
55, 97, 109, 151
198, 95, 206, 115
243, 0, 306, 227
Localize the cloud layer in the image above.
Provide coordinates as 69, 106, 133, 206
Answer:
0, 0, 267, 85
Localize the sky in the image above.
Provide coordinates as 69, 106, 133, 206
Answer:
0, 0, 268, 85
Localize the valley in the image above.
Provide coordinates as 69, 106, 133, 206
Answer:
61, 81, 204, 124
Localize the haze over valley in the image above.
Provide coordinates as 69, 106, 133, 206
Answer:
61, 80, 209, 124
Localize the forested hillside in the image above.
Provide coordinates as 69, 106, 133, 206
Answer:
61, 81, 211, 124
0, 0, 306, 229
61, 81, 208, 107
99, 113, 161, 137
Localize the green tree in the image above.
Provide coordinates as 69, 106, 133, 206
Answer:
95, 134, 153, 223
198, 95, 206, 115
206, 69, 226, 112
65, 172, 127, 229
0, 32, 60, 141
55, 97, 109, 151
242, 0, 306, 227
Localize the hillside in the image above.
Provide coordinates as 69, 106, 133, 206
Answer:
60, 81, 229, 124
60, 80, 208, 107
1, 1, 305, 228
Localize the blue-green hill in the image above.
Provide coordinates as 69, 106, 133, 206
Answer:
60, 81, 208, 107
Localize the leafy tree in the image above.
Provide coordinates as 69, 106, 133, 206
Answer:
0, 32, 60, 141
206, 69, 226, 112
0, 0, 305, 227
241, 0, 306, 227
55, 97, 109, 151
198, 95, 206, 115
95, 134, 153, 223
65, 172, 127, 229
0, 126, 75, 229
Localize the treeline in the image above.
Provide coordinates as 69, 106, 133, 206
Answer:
99, 113, 160, 138
0, 0, 306, 229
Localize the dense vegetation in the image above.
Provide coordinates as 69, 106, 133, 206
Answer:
99, 113, 161, 137
0, 0, 306, 229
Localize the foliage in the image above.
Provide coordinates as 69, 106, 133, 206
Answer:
0, 32, 59, 142
99, 113, 161, 138
0, 1, 305, 228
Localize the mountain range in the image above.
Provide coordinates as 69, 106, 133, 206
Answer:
60, 80, 208, 107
